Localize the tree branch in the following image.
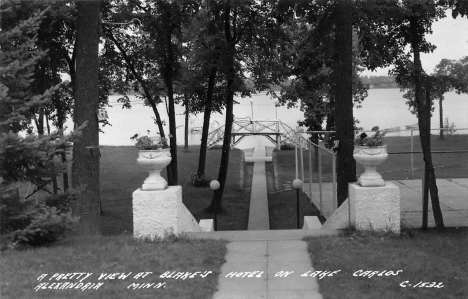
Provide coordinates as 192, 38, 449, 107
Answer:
106, 29, 166, 137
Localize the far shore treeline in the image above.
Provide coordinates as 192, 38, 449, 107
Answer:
114, 76, 399, 95
360, 75, 400, 89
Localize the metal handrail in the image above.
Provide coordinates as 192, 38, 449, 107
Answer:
294, 131, 337, 217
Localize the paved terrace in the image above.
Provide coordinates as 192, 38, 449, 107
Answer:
303, 178, 468, 228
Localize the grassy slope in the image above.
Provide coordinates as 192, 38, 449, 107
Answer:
0, 235, 226, 299
100, 145, 249, 234
305, 228, 468, 299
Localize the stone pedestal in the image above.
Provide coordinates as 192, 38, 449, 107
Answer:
349, 182, 400, 233
133, 186, 202, 239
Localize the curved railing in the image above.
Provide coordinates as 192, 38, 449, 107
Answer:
206, 119, 301, 149
207, 125, 226, 148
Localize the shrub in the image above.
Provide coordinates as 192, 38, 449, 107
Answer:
280, 142, 295, 150
45, 189, 81, 212
12, 204, 79, 247
1, 187, 80, 250
0, 184, 29, 234
191, 174, 212, 187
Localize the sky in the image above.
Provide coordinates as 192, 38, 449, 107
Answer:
361, 10, 468, 77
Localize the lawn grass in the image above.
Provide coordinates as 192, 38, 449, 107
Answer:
277, 134, 468, 183
382, 134, 468, 180
100, 145, 249, 234
11, 145, 249, 234
0, 235, 226, 299
305, 228, 468, 299
1, 146, 243, 298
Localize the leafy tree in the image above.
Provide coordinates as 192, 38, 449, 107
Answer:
273, 0, 366, 205
0, 1, 83, 245
432, 57, 468, 139
0, 2, 54, 135
1, 1, 77, 135
102, 26, 167, 132
357, 0, 449, 229
403, 56, 468, 142
183, 2, 228, 181
204, 0, 293, 212
104, 0, 200, 186
139, 0, 200, 185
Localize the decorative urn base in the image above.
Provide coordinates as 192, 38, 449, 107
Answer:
137, 149, 171, 191
353, 145, 388, 187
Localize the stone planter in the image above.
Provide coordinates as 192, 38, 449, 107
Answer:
137, 149, 171, 191
353, 145, 388, 187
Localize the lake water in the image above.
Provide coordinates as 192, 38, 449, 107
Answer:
64, 88, 467, 146
354, 89, 468, 136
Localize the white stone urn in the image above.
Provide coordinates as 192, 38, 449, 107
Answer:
353, 145, 388, 187
137, 149, 171, 191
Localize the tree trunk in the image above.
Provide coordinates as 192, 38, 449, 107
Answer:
163, 29, 178, 185
37, 108, 45, 136
334, 0, 356, 207
419, 87, 444, 229
184, 95, 189, 151
207, 4, 234, 213
45, 112, 51, 135
166, 78, 178, 186
72, 1, 101, 235
410, 16, 444, 230
197, 67, 217, 177
422, 165, 429, 229
439, 97, 444, 140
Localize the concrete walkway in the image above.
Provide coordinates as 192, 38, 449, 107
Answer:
303, 178, 468, 227
247, 146, 270, 230
396, 178, 468, 227
192, 140, 335, 298
212, 240, 323, 299
184, 230, 341, 299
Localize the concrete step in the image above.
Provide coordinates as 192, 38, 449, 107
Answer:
245, 156, 272, 162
